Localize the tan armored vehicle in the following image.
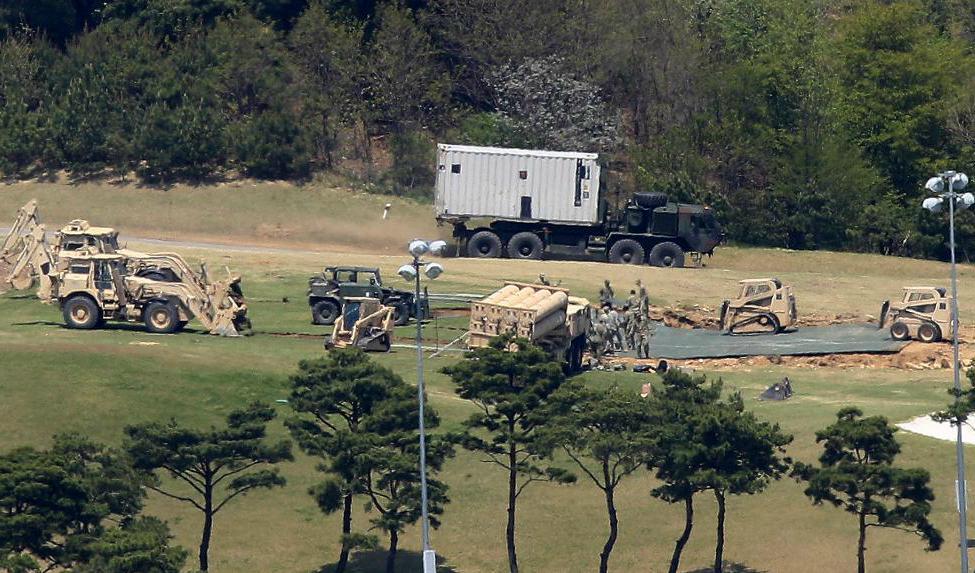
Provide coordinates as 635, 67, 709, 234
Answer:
326, 297, 395, 351
52, 252, 249, 336
469, 281, 590, 372
719, 278, 797, 334
879, 287, 952, 342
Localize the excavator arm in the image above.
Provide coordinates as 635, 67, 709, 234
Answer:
2, 224, 56, 300
1, 199, 39, 259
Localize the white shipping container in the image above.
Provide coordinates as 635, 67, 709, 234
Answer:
435, 144, 601, 225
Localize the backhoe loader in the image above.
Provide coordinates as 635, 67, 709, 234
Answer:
719, 278, 797, 335
325, 297, 394, 351
3, 201, 252, 335
51, 252, 250, 336
879, 287, 951, 342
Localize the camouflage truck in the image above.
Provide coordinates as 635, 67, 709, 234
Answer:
469, 281, 590, 373
307, 265, 428, 326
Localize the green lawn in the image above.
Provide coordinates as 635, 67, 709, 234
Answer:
4, 181, 975, 571
0, 268, 969, 573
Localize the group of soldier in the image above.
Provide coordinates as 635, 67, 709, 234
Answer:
589, 278, 656, 363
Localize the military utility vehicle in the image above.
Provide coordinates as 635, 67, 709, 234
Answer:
719, 278, 797, 335
880, 287, 952, 342
325, 297, 394, 352
434, 144, 723, 267
307, 265, 427, 326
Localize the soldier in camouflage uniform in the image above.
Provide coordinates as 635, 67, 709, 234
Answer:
624, 307, 639, 351
599, 279, 615, 308
589, 317, 608, 364
636, 279, 650, 316
637, 316, 656, 359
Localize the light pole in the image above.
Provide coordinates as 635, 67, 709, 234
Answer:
397, 239, 446, 573
923, 171, 975, 573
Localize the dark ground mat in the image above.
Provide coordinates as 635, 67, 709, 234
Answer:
618, 324, 909, 360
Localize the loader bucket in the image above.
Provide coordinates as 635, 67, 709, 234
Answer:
878, 300, 890, 329
719, 300, 730, 331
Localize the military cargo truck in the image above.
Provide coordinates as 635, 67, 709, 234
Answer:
469, 281, 590, 373
434, 144, 723, 267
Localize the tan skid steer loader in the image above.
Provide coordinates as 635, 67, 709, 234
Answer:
326, 297, 394, 352
879, 287, 952, 342
719, 278, 797, 335
51, 252, 250, 336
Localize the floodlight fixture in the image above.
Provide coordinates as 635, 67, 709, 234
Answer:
409, 239, 430, 258
926, 176, 945, 193
398, 264, 417, 281
428, 240, 448, 255
922, 197, 944, 213
953, 173, 970, 191
424, 262, 444, 279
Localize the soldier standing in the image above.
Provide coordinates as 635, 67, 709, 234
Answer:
636, 279, 650, 316
626, 289, 639, 310
589, 317, 607, 364
636, 317, 652, 358
599, 279, 615, 307
624, 307, 638, 350
607, 306, 624, 351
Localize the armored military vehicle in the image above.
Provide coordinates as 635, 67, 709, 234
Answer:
307, 265, 428, 326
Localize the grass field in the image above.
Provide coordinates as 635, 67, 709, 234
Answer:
2, 182, 975, 572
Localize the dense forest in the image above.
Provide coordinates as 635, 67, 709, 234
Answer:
2, 0, 975, 258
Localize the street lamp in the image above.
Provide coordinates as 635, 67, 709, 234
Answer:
398, 238, 447, 573
924, 170, 975, 573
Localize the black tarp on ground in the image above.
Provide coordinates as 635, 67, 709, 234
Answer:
622, 324, 909, 360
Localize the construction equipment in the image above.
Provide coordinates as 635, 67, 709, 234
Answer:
325, 297, 394, 351
879, 287, 951, 342
469, 281, 590, 372
308, 265, 427, 326
1, 200, 55, 296
719, 278, 797, 335
50, 252, 250, 336
435, 144, 723, 267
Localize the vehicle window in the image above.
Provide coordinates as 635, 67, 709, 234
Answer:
63, 241, 85, 251
756, 284, 771, 294
68, 261, 91, 274
336, 271, 355, 283
916, 304, 936, 313
920, 293, 934, 300
451, 164, 461, 174
745, 286, 757, 297
908, 293, 921, 302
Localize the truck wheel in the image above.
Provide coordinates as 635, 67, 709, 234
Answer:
507, 232, 544, 260
890, 321, 910, 341
648, 242, 685, 268
393, 302, 411, 326
917, 322, 941, 343
608, 239, 645, 265
63, 295, 101, 330
467, 231, 503, 258
312, 299, 340, 325
144, 301, 179, 334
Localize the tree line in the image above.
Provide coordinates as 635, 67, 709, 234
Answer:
3, 0, 975, 259
3, 340, 968, 573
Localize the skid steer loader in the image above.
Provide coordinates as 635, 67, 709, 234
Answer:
879, 287, 952, 342
51, 252, 250, 336
719, 278, 797, 335
325, 297, 394, 352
